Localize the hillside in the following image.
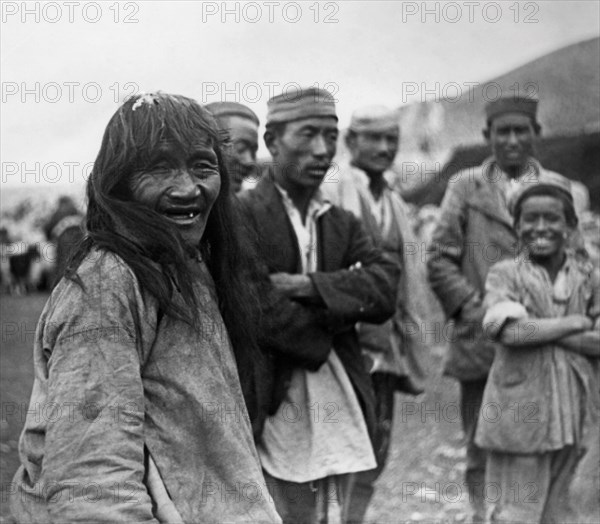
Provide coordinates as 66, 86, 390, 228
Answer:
398, 37, 600, 154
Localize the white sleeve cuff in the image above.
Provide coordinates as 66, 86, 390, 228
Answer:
483, 301, 528, 338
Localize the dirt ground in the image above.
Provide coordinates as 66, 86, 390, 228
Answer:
1, 293, 598, 523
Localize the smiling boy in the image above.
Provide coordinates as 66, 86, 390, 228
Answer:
477, 173, 599, 523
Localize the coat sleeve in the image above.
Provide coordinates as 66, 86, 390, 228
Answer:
309, 211, 399, 325
484, 261, 521, 309
236, 199, 333, 369
41, 255, 158, 523
254, 262, 334, 368
482, 261, 526, 338
427, 177, 479, 318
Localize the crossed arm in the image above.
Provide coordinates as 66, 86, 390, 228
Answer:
485, 261, 600, 357
269, 213, 399, 327
499, 315, 600, 356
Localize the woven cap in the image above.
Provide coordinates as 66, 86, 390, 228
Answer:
266, 87, 337, 125
485, 95, 538, 122
205, 101, 259, 126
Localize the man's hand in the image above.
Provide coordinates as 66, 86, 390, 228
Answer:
270, 272, 318, 298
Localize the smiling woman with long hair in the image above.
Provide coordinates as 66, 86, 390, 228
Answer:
10, 93, 280, 524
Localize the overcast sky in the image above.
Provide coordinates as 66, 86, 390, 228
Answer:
2, 0, 599, 189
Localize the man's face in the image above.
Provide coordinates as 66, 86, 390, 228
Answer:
269, 117, 338, 189
347, 127, 399, 175
129, 137, 221, 249
222, 115, 259, 191
486, 112, 538, 172
517, 195, 569, 262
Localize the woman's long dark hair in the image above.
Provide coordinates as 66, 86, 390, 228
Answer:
67, 93, 262, 378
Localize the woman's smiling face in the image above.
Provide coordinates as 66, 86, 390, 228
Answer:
129, 136, 221, 249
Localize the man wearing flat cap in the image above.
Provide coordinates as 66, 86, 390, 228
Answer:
205, 101, 260, 192
427, 95, 582, 522
237, 87, 399, 523
323, 105, 435, 521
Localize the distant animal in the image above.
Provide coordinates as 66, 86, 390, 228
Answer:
0, 247, 11, 294
7, 245, 41, 295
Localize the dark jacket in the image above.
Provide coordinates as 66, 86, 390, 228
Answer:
237, 175, 400, 440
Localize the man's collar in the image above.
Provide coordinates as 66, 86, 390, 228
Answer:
483, 156, 542, 183
348, 163, 392, 191
274, 183, 332, 218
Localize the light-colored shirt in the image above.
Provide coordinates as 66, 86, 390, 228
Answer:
490, 160, 541, 212
257, 186, 376, 482
487, 156, 590, 220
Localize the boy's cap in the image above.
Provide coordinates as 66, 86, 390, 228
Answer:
485, 96, 538, 122
511, 171, 574, 215
266, 87, 337, 125
205, 101, 259, 126
349, 106, 399, 133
